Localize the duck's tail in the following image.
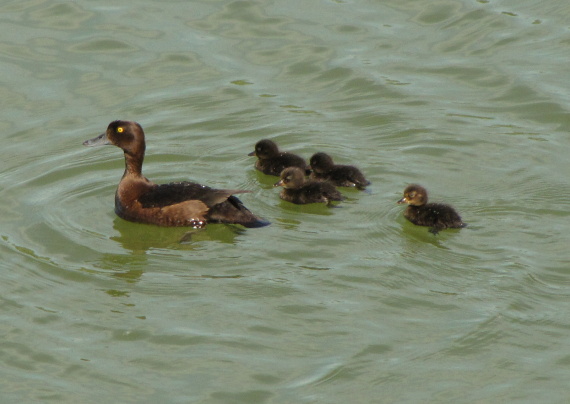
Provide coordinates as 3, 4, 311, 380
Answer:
208, 195, 270, 228
241, 217, 271, 228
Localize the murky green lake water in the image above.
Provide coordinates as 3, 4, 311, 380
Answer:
1, 0, 570, 402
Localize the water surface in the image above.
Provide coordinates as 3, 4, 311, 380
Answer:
1, 0, 570, 402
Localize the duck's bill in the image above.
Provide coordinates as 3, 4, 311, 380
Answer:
397, 197, 408, 204
247, 151, 256, 156
273, 179, 284, 187
83, 132, 110, 147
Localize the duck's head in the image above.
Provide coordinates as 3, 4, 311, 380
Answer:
274, 167, 306, 189
309, 152, 334, 173
248, 139, 279, 159
83, 120, 145, 156
397, 184, 428, 206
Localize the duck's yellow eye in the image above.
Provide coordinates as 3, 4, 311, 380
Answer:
117, 127, 124, 133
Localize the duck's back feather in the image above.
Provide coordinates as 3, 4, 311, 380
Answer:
312, 165, 369, 188
256, 153, 307, 176
281, 182, 343, 204
404, 203, 465, 230
138, 182, 249, 209
135, 181, 266, 228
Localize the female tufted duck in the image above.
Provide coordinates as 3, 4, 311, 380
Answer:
397, 184, 465, 234
83, 120, 268, 228
274, 167, 343, 205
248, 139, 308, 176
309, 152, 370, 189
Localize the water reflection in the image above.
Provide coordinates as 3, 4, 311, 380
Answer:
84, 219, 248, 283
2, 0, 570, 401
110, 217, 243, 253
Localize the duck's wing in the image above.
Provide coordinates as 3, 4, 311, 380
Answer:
427, 203, 465, 231
138, 181, 250, 209
268, 153, 307, 175
301, 182, 343, 203
320, 182, 344, 201
340, 166, 370, 188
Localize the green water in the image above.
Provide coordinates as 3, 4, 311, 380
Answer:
1, 0, 570, 402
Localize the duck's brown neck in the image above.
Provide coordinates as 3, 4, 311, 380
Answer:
123, 150, 144, 177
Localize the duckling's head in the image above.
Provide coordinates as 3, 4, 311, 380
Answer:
309, 152, 335, 173
249, 139, 279, 159
274, 167, 306, 189
84, 120, 145, 156
397, 184, 428, 206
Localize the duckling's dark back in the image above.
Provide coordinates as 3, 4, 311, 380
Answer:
284, 182, 341, 204
404, 203, 465, 230
309, 152, 369, 189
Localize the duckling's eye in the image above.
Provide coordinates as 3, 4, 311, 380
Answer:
409, 192, 416, 198
117, 127, 124, 133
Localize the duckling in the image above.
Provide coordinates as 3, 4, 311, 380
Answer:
309, 152, 370, 189
248, 139, 308, 176
83, 120, 268, 228
274, 167, 343, 205
397, 184, 465, 234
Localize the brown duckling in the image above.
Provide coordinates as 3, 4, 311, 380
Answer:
248, 139, 308, 176
309, 152, 370, 189
397, 184, 465, 234
83, 120, 268, 228
274, 167, 343, 205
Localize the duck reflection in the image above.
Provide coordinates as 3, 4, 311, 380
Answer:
91, 219, 245, 283
110, 217, 243, 253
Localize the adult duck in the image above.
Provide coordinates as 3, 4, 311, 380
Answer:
83, 120, 268, 228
